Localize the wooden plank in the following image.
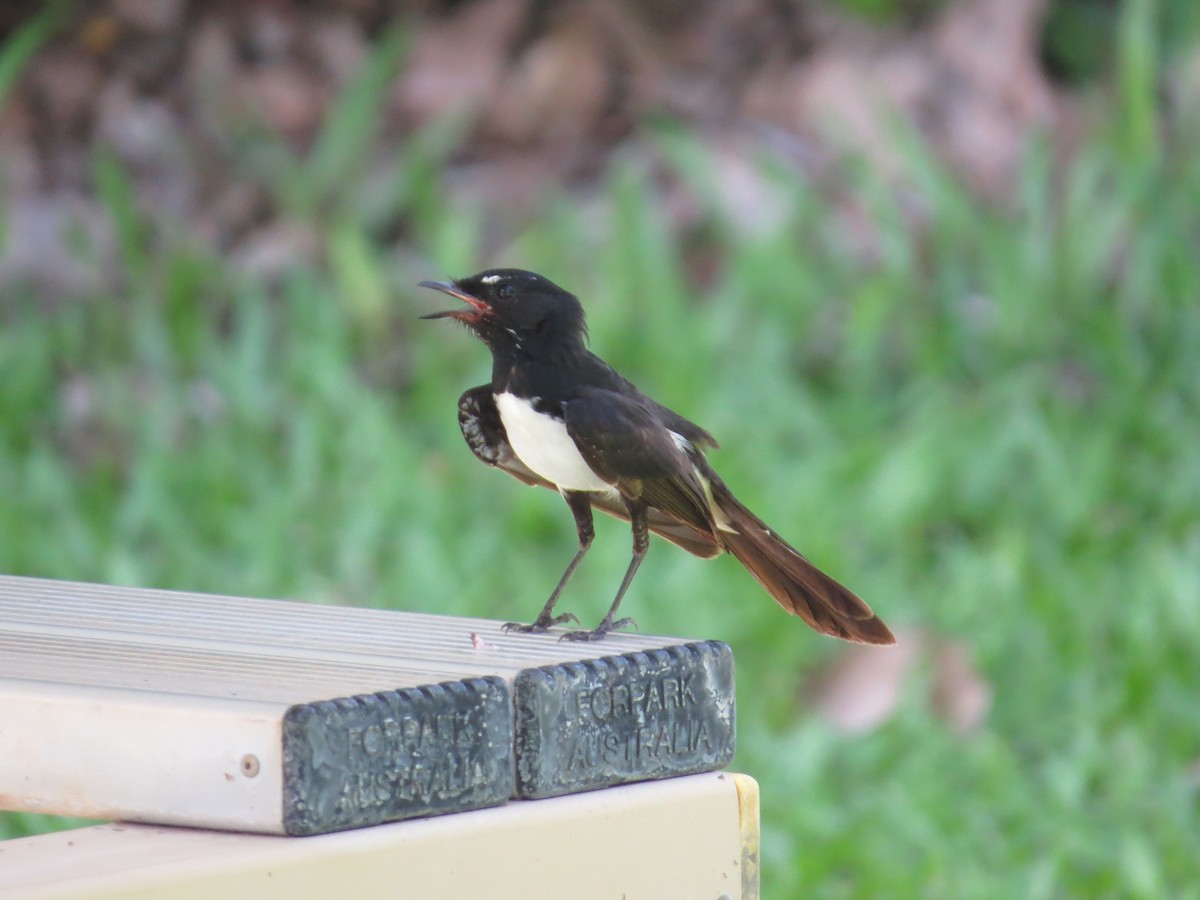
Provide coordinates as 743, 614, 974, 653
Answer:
0, 575, 735, 833
0, 773, 760, 900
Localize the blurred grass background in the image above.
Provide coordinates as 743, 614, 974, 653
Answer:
1, 1, 1198, 896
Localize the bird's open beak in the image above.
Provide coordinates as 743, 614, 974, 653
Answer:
418, 280, 491, 323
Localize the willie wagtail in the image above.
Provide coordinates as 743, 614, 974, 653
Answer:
421, 268, 894, 644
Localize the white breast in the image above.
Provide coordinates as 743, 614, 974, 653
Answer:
495, 392, 614, 493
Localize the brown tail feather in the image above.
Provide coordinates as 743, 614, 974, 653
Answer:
713, 486, 895, 645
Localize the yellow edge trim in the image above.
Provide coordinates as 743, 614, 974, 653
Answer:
733, 773, 761, 899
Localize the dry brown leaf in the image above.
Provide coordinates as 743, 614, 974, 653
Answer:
807, 628, 992, 735
747, 0, 1053, 196
397, 0, 525, 125
807, 629, 922, 734
245, 64, 328, 142
930, 639, 993, 735
484, 7, 612, 147
112, 0, 186, 35
232, 219, 320, 280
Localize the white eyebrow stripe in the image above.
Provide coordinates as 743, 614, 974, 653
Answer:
481, 274, 501, 284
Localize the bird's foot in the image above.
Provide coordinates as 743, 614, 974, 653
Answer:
559, 616, 637, 642
501, 612, 580, 634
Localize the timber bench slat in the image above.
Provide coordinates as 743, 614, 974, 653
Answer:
0, 576, 736, 834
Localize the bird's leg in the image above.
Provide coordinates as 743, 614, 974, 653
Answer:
562, 496, 648, 642
502, 490, 592, 634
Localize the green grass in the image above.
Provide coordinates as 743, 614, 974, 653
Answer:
2, 11, 1199, 898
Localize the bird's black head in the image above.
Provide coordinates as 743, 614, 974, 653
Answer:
419, 268, 587, 360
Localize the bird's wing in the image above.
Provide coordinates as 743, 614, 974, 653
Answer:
457, 386, 720, 558
581, 351, 719, 449
562, 386, 718, 538
458, 385, 545, 487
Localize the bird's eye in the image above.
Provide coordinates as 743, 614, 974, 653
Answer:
497, 283, 515, 300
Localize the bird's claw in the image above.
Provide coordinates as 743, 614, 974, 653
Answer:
501, 611, 580, 634
559, 617, 637, 642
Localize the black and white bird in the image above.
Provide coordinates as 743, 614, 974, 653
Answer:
420, 268, 894, 644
